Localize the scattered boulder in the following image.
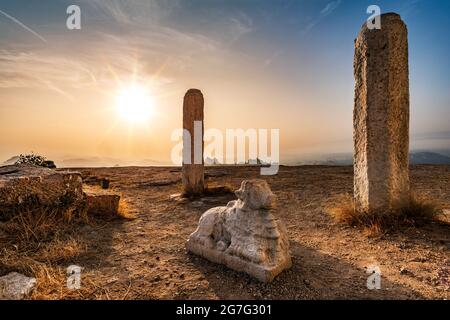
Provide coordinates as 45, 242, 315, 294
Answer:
84, 185, 121, 216
43, 160, 56, 169
82, 175, 110, 189
186, 179, 292, 282
0, 165, 83, 218
81, 176, 111, 189
400, 267, 413, 276
0, 272, 36, 300
101, 178, 110, 189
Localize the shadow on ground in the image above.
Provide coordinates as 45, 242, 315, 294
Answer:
188, 241, 424, 300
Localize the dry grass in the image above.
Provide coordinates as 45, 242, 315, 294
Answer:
328, 193, 444, 237
0, 205, 86, 242
117, 198, 138, 220
29, 264, 104, 300
0, 204, 95, 299
0, 193, 134, 299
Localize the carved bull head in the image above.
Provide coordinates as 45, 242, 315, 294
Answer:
235, 179, 276, 211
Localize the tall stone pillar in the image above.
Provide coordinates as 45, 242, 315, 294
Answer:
182, 89, 205, 196
353, 13, 410, 215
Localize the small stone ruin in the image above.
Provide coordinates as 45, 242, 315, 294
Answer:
0, 164, 121, 219
0, 165, 84, 217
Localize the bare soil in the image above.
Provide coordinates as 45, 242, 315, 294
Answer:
1, 165, 449, 299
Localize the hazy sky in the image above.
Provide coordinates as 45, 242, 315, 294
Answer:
0, 0, 449, 165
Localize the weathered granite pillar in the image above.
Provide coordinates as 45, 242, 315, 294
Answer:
353, 13, 410, 215
182, 89, 204, 196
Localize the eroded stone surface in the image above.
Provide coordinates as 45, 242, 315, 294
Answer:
353, 13, 410, 215
182, 89, 205, 196
0, 272, 36, 300
186, 180, 292, 282
84, 185, 121, 216
0, 165, 83, 217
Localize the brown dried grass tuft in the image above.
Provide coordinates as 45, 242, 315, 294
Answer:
0, 204, 96, 299
328, 193, 444, 237
117, 199, 137, 220
28, 264, 102, 300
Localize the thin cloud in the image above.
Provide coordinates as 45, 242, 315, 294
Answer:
0, 21, 219, 93
400, 0, 422, 18
301, 0, 342, 36
86, 0, 181, 26
0, 49, 105, 103
264, 49, 285, 67
228, 13, 253, 43
0, 9, 47, 43
320, 0, 342, 17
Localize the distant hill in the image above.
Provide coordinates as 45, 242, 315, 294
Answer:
294, 151, 450, 166
2, 156, 19, 166
425, 149, 450, 158
3, 151, 450, 167
410, 152, 450, 165
2, 156, 164, 168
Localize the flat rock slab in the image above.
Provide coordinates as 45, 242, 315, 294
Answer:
0, 272, 36, 300
0, 165, 83, 214
84, 185, 121, 216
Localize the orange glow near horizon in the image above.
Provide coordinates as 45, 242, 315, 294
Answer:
1, 1, 448, 167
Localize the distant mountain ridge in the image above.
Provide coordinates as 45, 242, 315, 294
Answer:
294, 151, 450, 166
58, 157, 164, 168
2, 151, 450, 167
410, 152, 450, 165
1, 156, 164, 168
2, 156, 19, 165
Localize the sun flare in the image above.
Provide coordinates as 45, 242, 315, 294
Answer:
115, 84, 154, 124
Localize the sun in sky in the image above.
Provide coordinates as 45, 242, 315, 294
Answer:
115, 83, 154, 124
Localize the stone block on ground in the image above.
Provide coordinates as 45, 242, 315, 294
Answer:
186, 179, 292, 282
0, 272, 37, 300
0, 165, 83, 217
84, 185, 121, 216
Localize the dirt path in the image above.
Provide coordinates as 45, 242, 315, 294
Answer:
20, 165, 450, 299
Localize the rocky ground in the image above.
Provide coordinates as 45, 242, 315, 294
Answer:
1, 165, 449, 299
